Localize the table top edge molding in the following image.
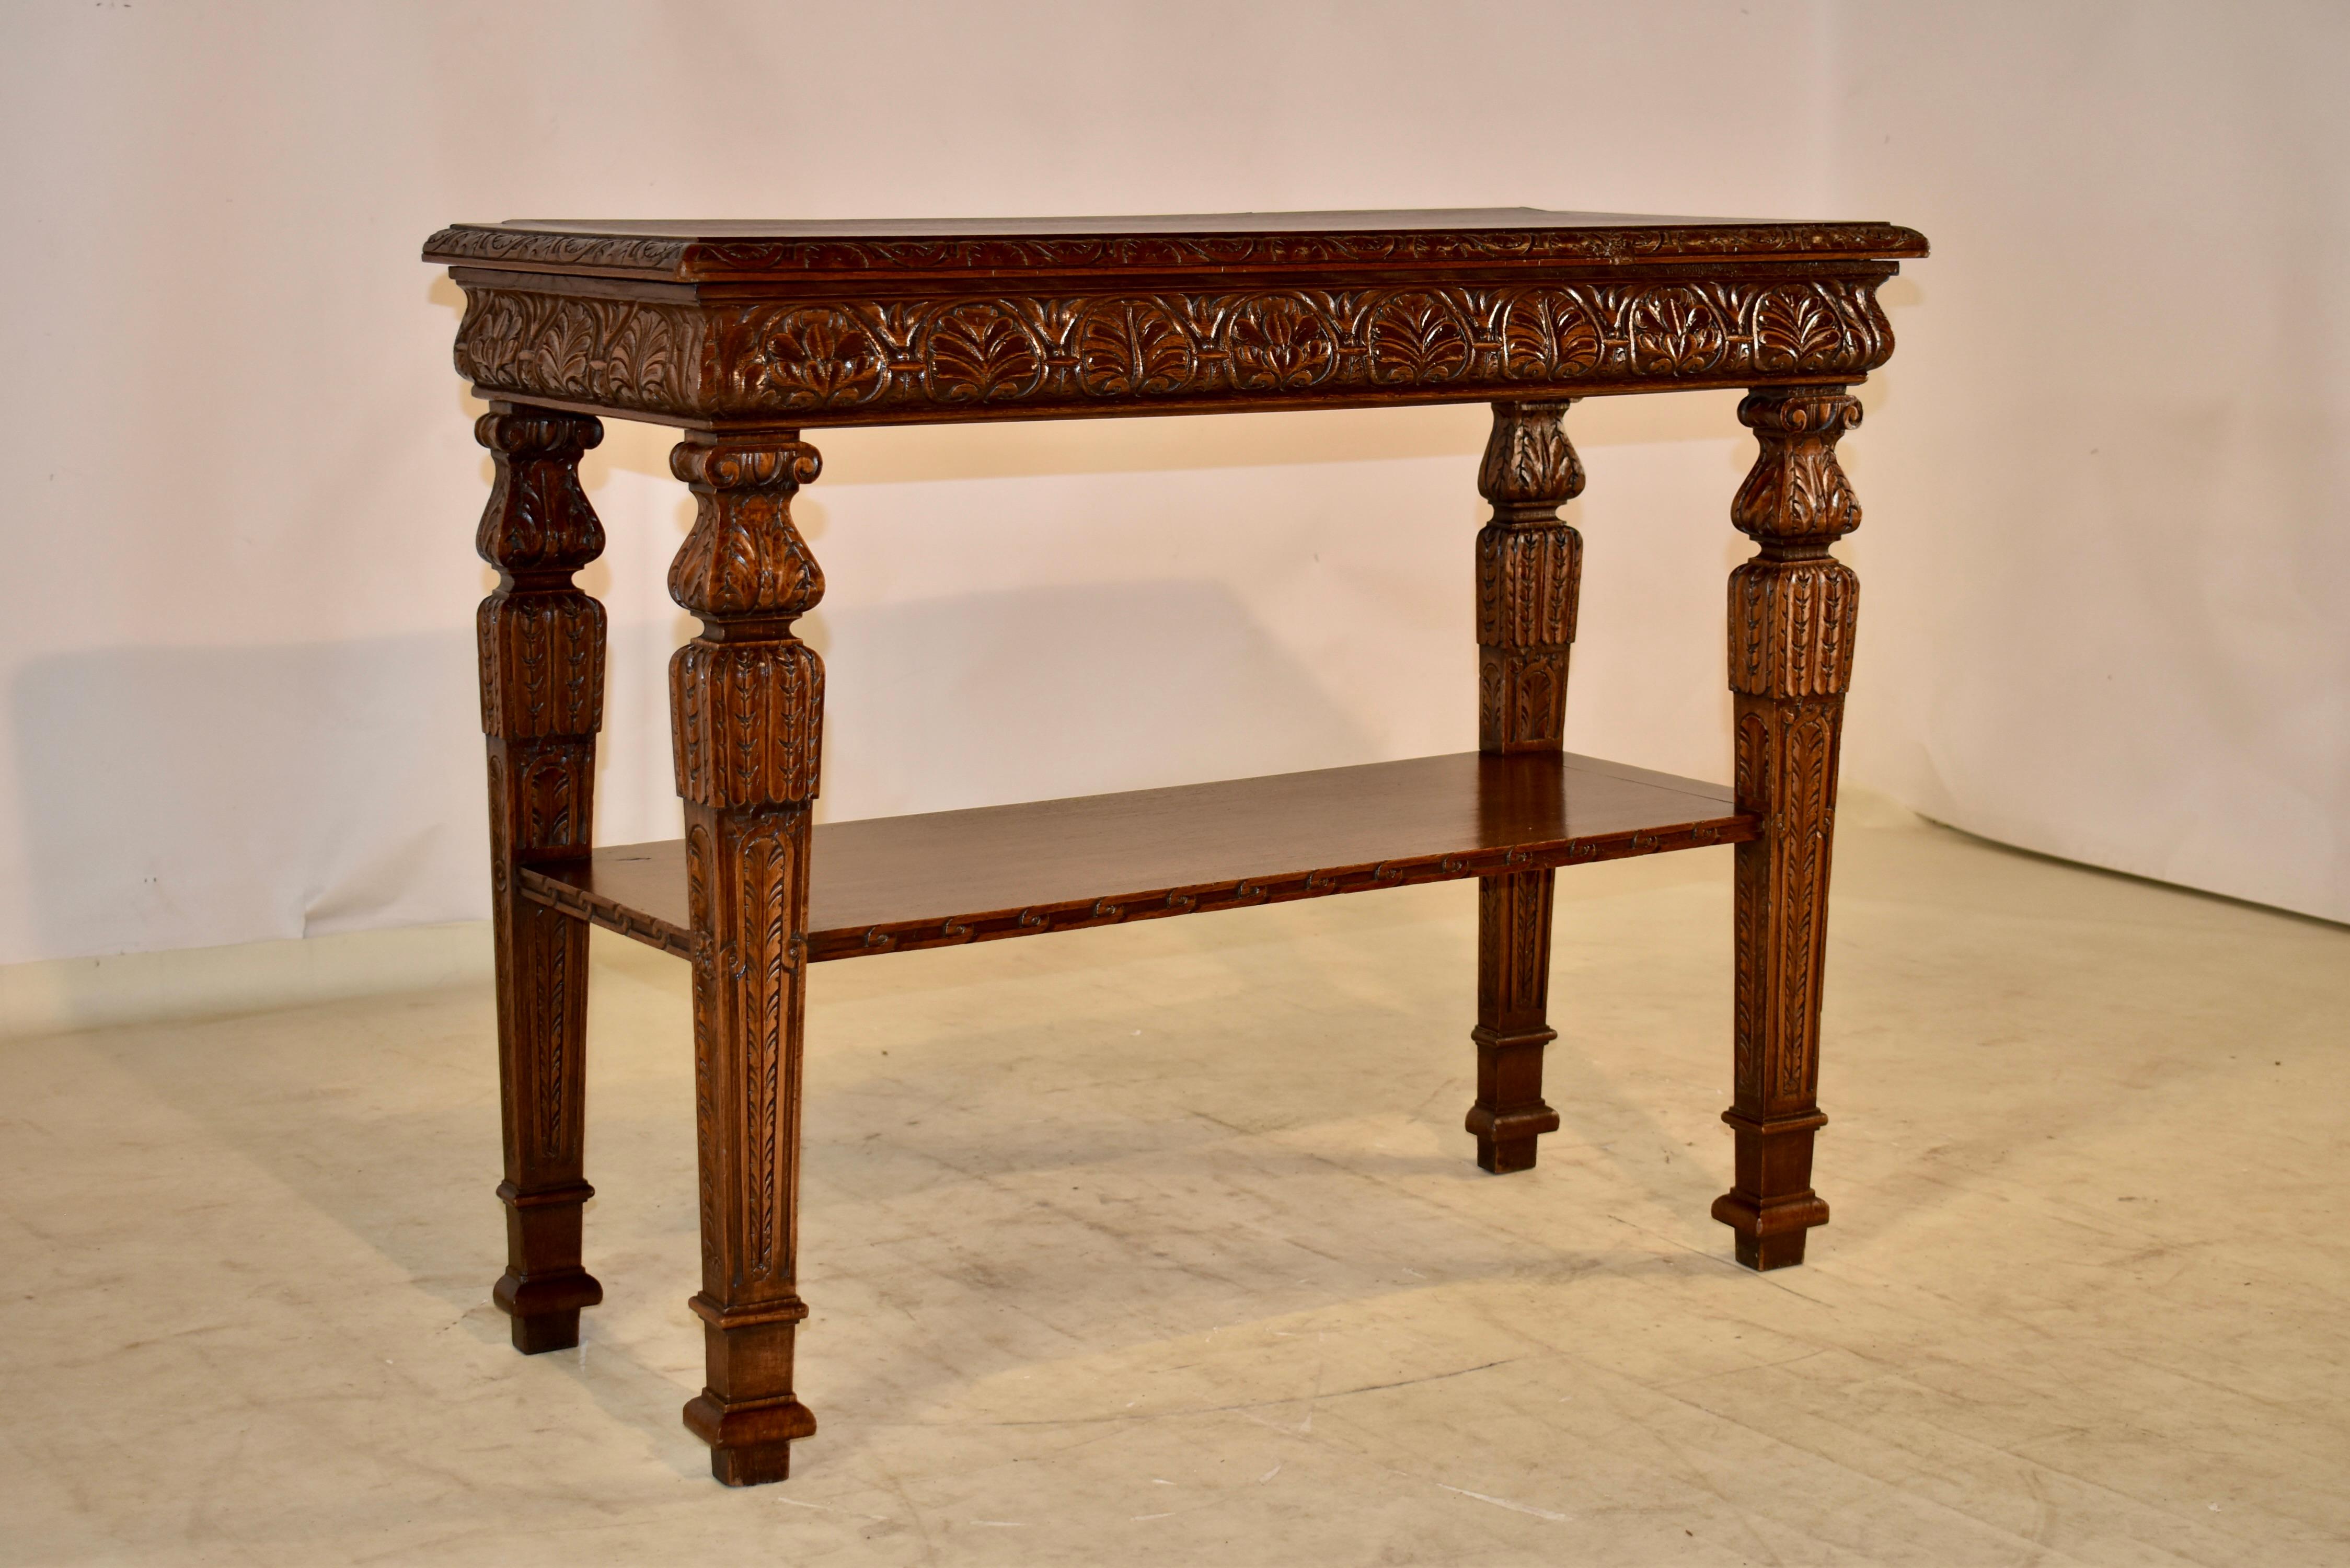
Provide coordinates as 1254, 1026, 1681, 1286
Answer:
422, 210, 1929, 283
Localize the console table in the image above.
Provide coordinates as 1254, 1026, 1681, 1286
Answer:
423, 209, 1926, 1486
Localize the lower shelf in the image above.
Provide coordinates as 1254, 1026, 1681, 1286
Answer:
520, 750, 1757, 964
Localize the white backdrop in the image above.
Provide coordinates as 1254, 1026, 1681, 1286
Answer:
0, 0, 2341, 970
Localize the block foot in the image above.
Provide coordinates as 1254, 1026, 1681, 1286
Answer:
1476, 1134, 1542, 1174
509, 1307, 581, 1354
1733, 1229, 1809, 1271
492, 1264, 602, 1355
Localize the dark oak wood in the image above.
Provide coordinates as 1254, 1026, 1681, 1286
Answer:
436, 207, 1922, 1485
1710, 388, 1864, 1270
1466, 401, 1584, 1173
522, 751, 1756, 965
475, 405, 607, 1355
423, 208, 1921, 430
665, 432, 827, 1485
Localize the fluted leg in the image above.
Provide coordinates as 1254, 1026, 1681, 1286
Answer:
1465, 400, 1581, 1172
667, 432, 826, 1485
477, 404, 608, 1353
1711, 388, 1863, 1270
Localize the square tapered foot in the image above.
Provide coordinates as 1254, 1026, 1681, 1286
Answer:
1733, 1230, 1809, 1270
1466, 1096, 1558, 1176
1476, 1135, 1541, 1174
510, 1308, 581, 1354
711, 1439, 794, 1486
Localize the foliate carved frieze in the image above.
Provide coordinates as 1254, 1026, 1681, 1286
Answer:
1732, 389, 1863, 546
1729, 558, 1858, 699
713, 281, 1893, 414
459, 292, 702, 417
426, 222, 1925, 280
671, 640, 825, 809
452, 278, 1894, 422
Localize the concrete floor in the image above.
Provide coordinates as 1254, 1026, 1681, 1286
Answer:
4, 806, 2346, 1565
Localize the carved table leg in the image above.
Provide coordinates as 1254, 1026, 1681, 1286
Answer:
1711, 388, 1863, 1270
477, 405, 608, 1353
1465, 400, 1582, 1173
667, 432, 826, 1486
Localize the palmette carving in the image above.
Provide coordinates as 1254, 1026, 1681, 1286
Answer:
1715, 386, 1862, 1271
454, 278, 1895, 422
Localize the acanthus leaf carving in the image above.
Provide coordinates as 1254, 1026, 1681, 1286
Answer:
671, 639, 825, 810
668, 439, 825, 622
1732, 388, 1864, 546
1729, 557, 1859, 699
1476, 402, 1584, 754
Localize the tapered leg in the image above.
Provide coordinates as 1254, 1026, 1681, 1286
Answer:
476, 405, 608, 1352
1711, 388, 1863, 1270
1465, 400, 1582, 1172
1469, 869, 1560, 1172
666, 433, 826, 1485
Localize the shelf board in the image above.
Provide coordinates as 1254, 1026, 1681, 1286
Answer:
519, 751, 1756, 964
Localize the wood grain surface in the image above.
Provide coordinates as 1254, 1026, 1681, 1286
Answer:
523, 751, 1755, 965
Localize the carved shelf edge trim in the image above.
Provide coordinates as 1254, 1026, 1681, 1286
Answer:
519, 865, 699, 961
816, 816, 1758, 962
452, 275, 1897, 424
423, 223, 1927, 281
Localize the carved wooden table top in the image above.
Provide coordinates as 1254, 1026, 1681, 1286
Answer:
426, 207, 1924, 427
428, 207, 1924, 1486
